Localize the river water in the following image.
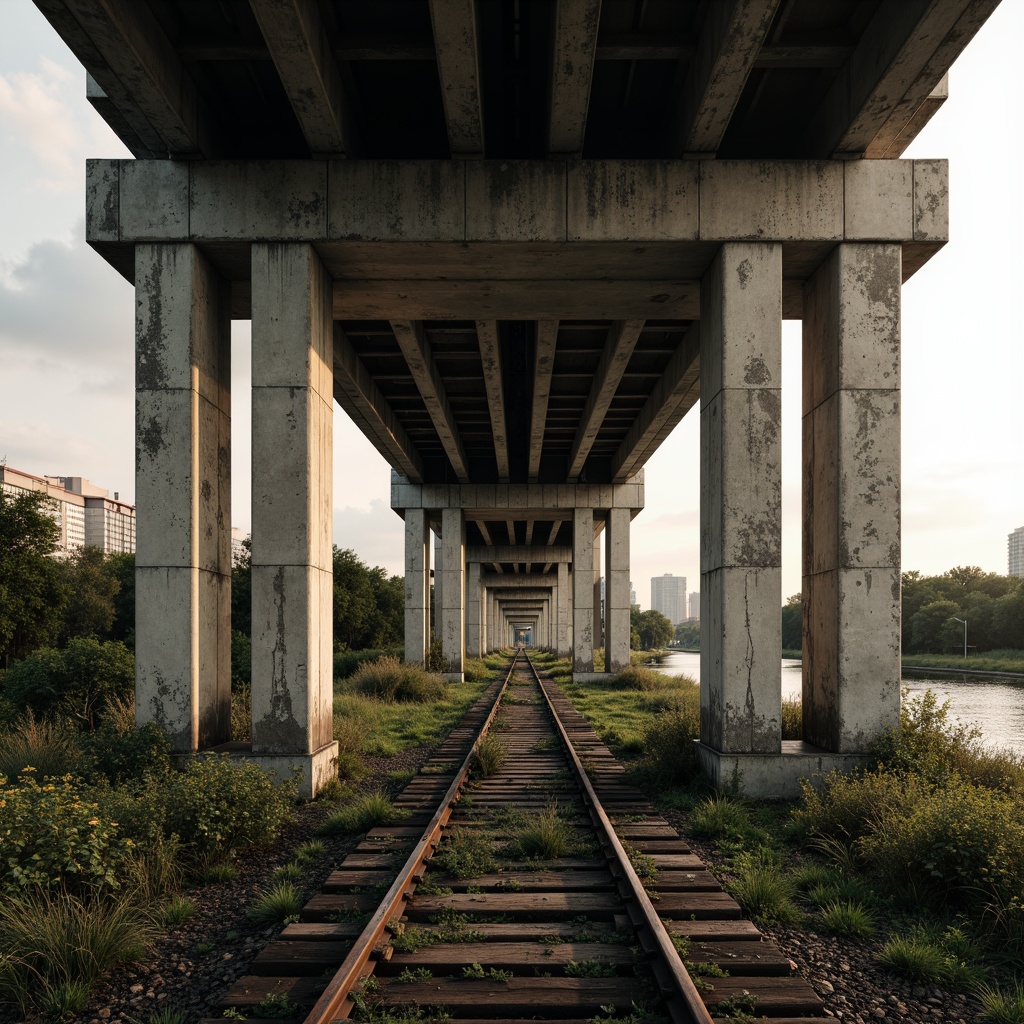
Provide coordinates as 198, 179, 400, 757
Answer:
658, 651, 1024, 756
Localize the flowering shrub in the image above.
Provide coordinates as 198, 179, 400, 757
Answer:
0, 770, 133, 894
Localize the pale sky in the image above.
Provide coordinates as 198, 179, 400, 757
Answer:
1, 0, 1022, 605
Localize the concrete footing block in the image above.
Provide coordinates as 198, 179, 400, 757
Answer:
209, 740, 340, 801
443, 672, 465, 683
696, 741, 871, 800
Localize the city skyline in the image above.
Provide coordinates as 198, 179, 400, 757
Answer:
1, 1, 1022, 601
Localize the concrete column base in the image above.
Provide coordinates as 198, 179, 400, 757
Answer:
443, 672, 465, 683
696, 741, 871, 800
210, 740, 339, 801
572, 672, 616, 683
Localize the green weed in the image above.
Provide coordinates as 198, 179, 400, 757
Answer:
977, 981, 1024, 1024
319, 790, 410, 836
248, 882, 301, 926
819, 900, 875, 939
161, 896, 196, 927
431, 826, 496, 879
473, 735, 507, 778
508, 802, 571, 859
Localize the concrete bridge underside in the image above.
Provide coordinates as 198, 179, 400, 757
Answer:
36, 0, 997, 796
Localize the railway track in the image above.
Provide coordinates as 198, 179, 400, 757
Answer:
205, 652, 825, 1024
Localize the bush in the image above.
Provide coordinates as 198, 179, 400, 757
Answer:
781, 696, 802, 740
161, 756, 293, 863
690, 796, 751, 841
726, 852, 800, 925
856, 776, 1024, 908
350, 656, 448, 703
334, 646, 404, 679
633, 697, 701, 785
2, 638, 134, 730
874, 689, 1024, 792
81, 722, 170, 786
0, 772, 135, 895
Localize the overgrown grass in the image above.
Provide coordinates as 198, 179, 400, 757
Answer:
350, 656, 448, 703
725, 851, 801, 926
977, 981, 1024, 1024
507, 802, 572, 859
431, 826, 496, 879
319, 789, 410, 836
902, 650, 1024, 674
333, 675, 490, 759
819, 900, 875, 939
473, 734, 507, 778
0, 888, 156, 1014
0, 710, 87, 781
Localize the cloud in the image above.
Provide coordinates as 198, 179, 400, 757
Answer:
0, 418, 106, 476
0, 226, 133, 381
333, 499, 406, 577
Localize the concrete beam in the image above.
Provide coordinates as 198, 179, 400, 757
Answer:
468, 546, 571, 563
476, 520, 494, 546
548, 0, 601, 157
333, 325, 424, 482
390, 319, 470, 482
475, 320, 509, 481
672, 0, 782, 157
612, 329, 700, 482
568, 319, 645, 481
546, 522, 562, 545
529, 320, 559, 482
803, 0, 999, 158
54, 0, 211, 156
90, 157, 947, 248
249, 0, 355, 157
429, 0, 485, 157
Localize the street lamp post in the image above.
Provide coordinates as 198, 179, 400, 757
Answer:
951, 616, 968, 659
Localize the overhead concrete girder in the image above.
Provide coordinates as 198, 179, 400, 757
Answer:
87, 159, 948, 321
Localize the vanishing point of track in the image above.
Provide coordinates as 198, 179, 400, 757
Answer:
206, 653, 825, 1024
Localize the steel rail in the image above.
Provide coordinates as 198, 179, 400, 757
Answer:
301, 652, 520, 1024
526, 653, 717, 1024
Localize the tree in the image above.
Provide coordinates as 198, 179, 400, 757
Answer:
231, 536, 252, 637
909, 599, 962, 654
0, 489, 69, 668
3, 637, 134, 730
990, 582, 1024, 650
55, 546, 120, 643
333, 547, 376, 649
107, 552, 136, 644
781, 595, 802, 652
633, 609, 674, 651
674, 621, 700, 648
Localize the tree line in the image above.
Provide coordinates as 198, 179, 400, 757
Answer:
781, 566, 1024, 654
0, 490, 406, 724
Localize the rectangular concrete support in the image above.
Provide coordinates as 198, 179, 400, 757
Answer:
440, 507, 465, 679
404, 508, 430, 664
573, 508, 594, 673
557, 562, 570, 657
250, 243, 337, 795
802, 243, 902, 753
606, 507, 631, 673
134, 243, 231, 752
466, 562, 482, 659
700, 242, 783, 757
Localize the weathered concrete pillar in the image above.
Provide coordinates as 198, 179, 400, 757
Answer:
250, 243, 338, 798
556, 562, 571, 657
606, 507, 631, 673
440, 507, 465, 679
802, 244, 901, 752
573, 508, 595, 674
593, 534, 604, 651
433, 532, 443, 637
134, 243, 231, 751
404, 508, 430, 664
466, 562, 482, 658
478, 575, 487, 656
700, 242, 783, 757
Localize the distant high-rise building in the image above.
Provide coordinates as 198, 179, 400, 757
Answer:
1010, 526, 1024, 578
0, 466, 135, 555
651, 573, 687, 625
688, 591, 700, 621
630, 581, 637, 608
